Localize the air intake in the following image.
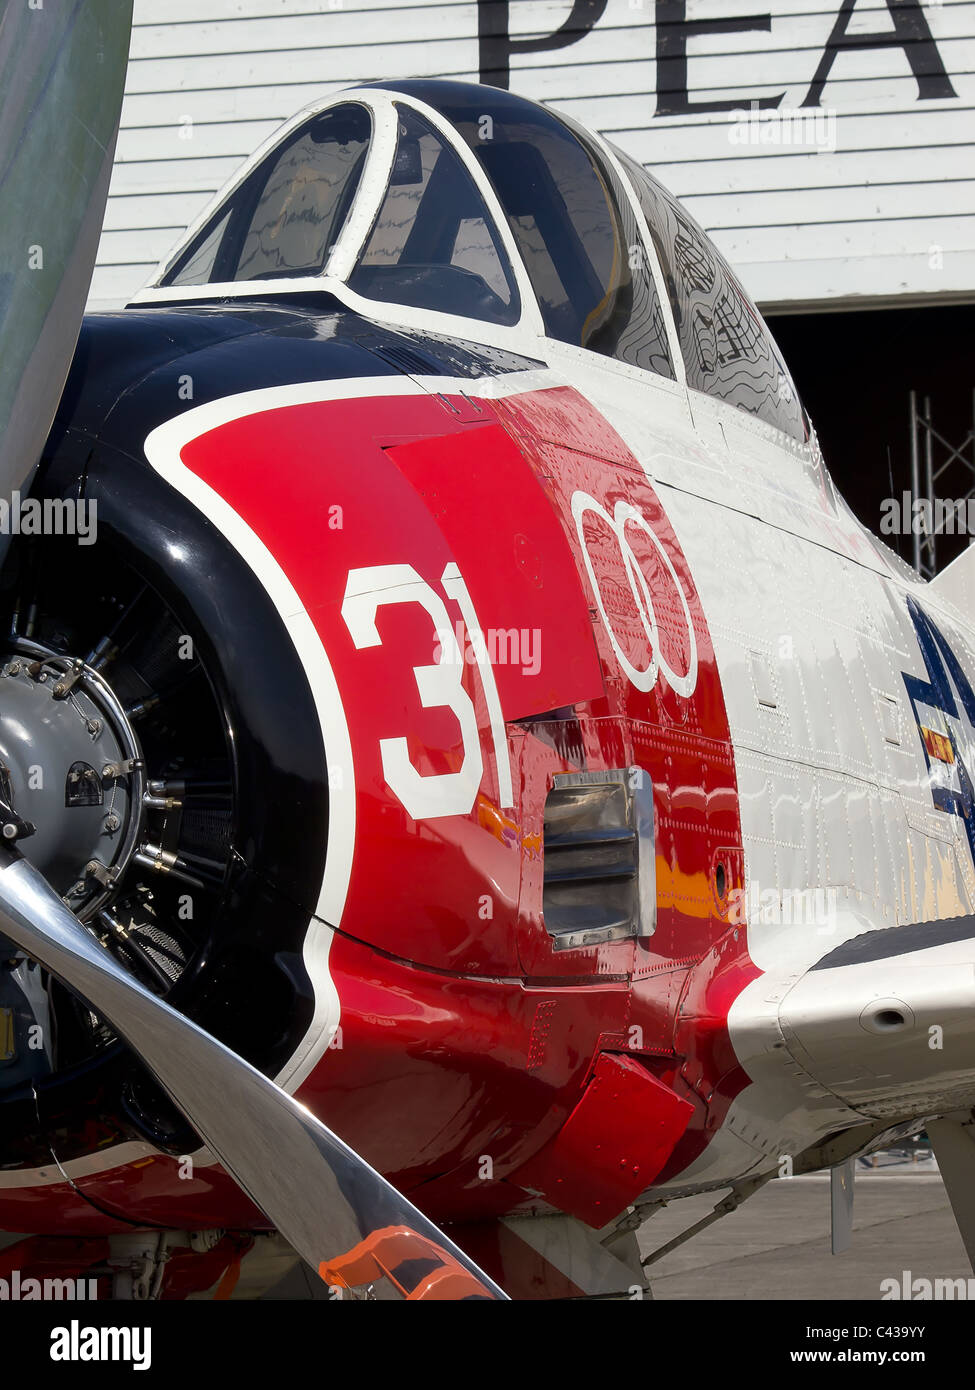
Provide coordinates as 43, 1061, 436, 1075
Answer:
542, 767, 655, 951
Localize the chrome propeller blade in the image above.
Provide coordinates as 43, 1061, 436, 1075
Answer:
0, 0, 131, 537
0, 849, 507, 1300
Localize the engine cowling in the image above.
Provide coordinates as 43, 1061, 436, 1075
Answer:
0, 306, 338, 1182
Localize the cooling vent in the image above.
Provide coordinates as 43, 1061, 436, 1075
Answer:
368, 341, 446, 377
542, 768, 655, 951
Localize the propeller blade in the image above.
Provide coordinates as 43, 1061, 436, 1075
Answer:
0, 0, 131, 536
0, 849, 507, 1300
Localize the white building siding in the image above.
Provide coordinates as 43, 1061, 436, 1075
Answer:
92, 0, 975, 312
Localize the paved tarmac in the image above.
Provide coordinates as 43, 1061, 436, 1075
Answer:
637, 1161, 970, 1299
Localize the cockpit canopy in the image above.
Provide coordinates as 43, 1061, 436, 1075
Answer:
153, 80, 806, 443
170, 103, 372, 286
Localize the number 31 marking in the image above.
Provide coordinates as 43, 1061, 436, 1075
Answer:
341, 562, 513, 821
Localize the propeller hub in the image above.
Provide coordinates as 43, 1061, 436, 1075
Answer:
0, 640, 144, 917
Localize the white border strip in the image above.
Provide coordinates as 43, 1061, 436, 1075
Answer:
142, 377, 432, 1091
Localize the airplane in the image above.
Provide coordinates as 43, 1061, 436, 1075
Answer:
3, 0, 975, 1303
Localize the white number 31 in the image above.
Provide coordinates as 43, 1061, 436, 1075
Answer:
341, 562, 513, 821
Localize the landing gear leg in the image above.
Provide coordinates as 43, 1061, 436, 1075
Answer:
927, 1113, 975, 1272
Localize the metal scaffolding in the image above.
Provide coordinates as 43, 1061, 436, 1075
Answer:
910, 390, 975, 580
